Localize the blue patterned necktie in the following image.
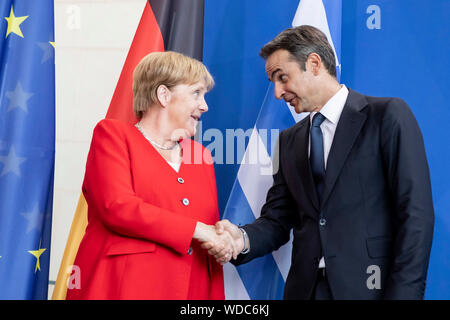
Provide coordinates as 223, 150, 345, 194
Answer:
310, 113, 326, 201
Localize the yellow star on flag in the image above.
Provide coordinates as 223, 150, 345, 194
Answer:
4, 5, 29, 38
28, 247, 47, 273
49, 41, 55, 48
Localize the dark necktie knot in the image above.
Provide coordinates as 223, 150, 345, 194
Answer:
312, 113, 326, 127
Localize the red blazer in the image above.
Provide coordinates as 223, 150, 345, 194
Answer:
66, 119, 224, 300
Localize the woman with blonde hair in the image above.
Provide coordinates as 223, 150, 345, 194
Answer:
66, 51, 233, 300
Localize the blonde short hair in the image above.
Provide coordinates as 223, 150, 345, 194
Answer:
132, 51, 215, 119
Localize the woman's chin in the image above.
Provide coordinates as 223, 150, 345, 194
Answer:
185, 126, 196, 138
187, 122, 198, 137
170, 128, 192, 141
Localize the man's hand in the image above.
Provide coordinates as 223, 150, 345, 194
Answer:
201, 219, 245, 263
193, 222, 237, 264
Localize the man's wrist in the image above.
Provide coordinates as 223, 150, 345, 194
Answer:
238, 227, 250, 254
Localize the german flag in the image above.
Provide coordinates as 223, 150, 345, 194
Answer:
52, 0, 205, 300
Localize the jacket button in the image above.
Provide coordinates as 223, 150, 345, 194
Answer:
177, 177, 184, 184
319, 218, 326, 226
182, 198, 190, 206
187, 247, 193, 255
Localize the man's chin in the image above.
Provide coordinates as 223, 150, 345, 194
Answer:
294, 105, 304, 114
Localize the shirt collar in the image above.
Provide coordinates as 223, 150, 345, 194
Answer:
310, 84, 349, 125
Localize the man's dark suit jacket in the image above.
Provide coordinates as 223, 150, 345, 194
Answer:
234, 89, 434, 300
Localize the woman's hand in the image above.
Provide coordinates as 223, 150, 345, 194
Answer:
205, 219, 245, 263
193, 222, 237, 264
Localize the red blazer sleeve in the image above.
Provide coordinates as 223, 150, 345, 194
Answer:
82, 120, 197, 255
200, 147, 225, 299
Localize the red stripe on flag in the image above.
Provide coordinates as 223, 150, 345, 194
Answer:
106, 2, 164, 123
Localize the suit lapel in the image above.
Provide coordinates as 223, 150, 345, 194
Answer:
294, 118, 320, 212
320, 89, 368, 208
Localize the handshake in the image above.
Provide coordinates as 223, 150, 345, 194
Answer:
193, 220, 248, 265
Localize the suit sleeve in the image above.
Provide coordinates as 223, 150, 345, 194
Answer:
234, 131, 298, 265
82, 120, 197, 255
380, 99, 435, 299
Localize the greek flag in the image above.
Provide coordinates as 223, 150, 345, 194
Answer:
222, 0, 342, 299
0, 1, 55, 299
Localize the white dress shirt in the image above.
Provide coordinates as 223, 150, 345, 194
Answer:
308, 85, 349, 268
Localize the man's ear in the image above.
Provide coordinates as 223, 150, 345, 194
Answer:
156, 85, 171, 107
305, 53, 322, 76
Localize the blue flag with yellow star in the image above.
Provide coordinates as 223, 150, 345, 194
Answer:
0, 1, 54, 299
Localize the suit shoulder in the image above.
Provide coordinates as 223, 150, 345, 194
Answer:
281, 115, 309, 138
94, 118, 135, 135
91, 119, 137, 145
365, 95, 412, 116
363, 95, 419, 132
95, 118, 133, 130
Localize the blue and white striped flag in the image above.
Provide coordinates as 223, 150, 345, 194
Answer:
222, 0, 342, 300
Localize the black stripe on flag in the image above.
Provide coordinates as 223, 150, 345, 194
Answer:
148, 0, 204, 61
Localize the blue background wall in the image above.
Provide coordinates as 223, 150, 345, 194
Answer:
203, 0, 450, 299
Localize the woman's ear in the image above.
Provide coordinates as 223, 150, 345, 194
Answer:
156, 85, 171, 107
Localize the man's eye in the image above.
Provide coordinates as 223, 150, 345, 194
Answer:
279, 74, 287, 82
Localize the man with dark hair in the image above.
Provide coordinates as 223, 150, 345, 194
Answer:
206, 25, 434, 300
260, 25, 337, 78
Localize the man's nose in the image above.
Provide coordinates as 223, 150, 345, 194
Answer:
274, 83, 285, 100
